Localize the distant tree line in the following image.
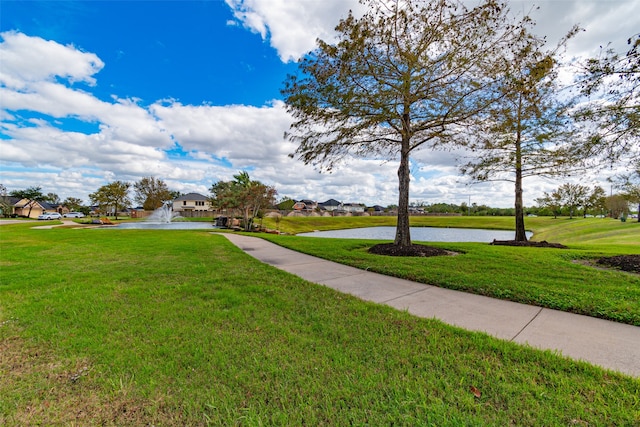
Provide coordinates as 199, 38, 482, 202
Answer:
535, 175, 640, 220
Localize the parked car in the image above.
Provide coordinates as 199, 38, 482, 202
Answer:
38, 212, 62, 220
63, 212, 85, 218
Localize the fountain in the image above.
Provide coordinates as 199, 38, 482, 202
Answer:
146, 200, 178, 223
109, 201, 215, 229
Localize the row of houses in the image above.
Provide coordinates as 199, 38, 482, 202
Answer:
0, 193, 213, 219
172, 194, 380, 215
291, 199, 385, 214
1, 192, 378, 218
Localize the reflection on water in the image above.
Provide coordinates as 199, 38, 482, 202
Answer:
298, 226, 532, 242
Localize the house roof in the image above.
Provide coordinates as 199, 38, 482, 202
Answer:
14, 198, 50, 209
319, 199, 341, 207
4, 196, 21, 205
174, 192, 208, 202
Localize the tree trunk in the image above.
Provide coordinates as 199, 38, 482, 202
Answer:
244, 207, 251, 231
514, 95, 527, 242
394, 139, 412, 248
514, 171, 527, 241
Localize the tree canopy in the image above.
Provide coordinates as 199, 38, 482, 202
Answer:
89, 181, 131, 220
459, 23, 581, 240
576, 33, 639, 168
210, 171, 277, 231
282, 0, 528, 248
133, 176, 174, 211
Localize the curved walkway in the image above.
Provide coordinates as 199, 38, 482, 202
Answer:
222, 233, 640, 378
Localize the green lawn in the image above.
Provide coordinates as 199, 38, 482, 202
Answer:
259, 217, 640, 325
1, 221, 639, 425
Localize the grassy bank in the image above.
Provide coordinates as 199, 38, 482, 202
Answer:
260, 216, 639, 325
1, 223, 638, 425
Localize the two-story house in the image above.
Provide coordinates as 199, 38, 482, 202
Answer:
172, 193, 211, 213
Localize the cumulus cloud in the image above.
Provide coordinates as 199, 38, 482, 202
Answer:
150, 100, 295, 163
225, 0, 365, 61
0, 31, 104, 88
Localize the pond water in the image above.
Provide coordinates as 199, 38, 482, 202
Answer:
298, 226, 532, 242
113, 222, 217, 230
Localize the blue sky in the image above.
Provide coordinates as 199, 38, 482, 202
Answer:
3, 1, 293, 106
1, 0, 638, 207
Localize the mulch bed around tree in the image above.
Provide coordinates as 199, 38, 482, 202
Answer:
368, 243, 455, 257
490, 240, 568, 249
596, 255, 640, 274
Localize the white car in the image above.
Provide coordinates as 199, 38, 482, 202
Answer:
38, 212, 62, 220
63, 212, 85, 218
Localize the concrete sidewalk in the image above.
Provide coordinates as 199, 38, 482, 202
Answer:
222, 233, 640, 378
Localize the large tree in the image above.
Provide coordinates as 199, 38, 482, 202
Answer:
133, 176, 174, 211
459, 24, 581, 241
282, 0, 523, 248
210, 171, 277, 232
89, 181, 131, 220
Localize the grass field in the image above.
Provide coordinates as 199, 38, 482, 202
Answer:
1, 219, 639, 425
259, 216, 640, 325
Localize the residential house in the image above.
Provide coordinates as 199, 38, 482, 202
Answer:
318, 199, 342, 212
12, 199, 62, 218
342, 203, 366, 213
172, 193, 211, 213
292, 199, 317, 212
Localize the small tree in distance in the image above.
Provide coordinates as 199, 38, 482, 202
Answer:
63, 197, 85, 213
556, 183, 589, 219
89, 181, 131, 220
134, 176, 174, 211
535, 191, 563, 219
210, 171, 277, 232
617, 165, 640, 222
584, 186, 607, 218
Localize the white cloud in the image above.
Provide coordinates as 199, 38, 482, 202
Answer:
225, 0, 639, 66
151, 100, 293, 157
0, 30, 104, 88
225, 0, 366, 61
